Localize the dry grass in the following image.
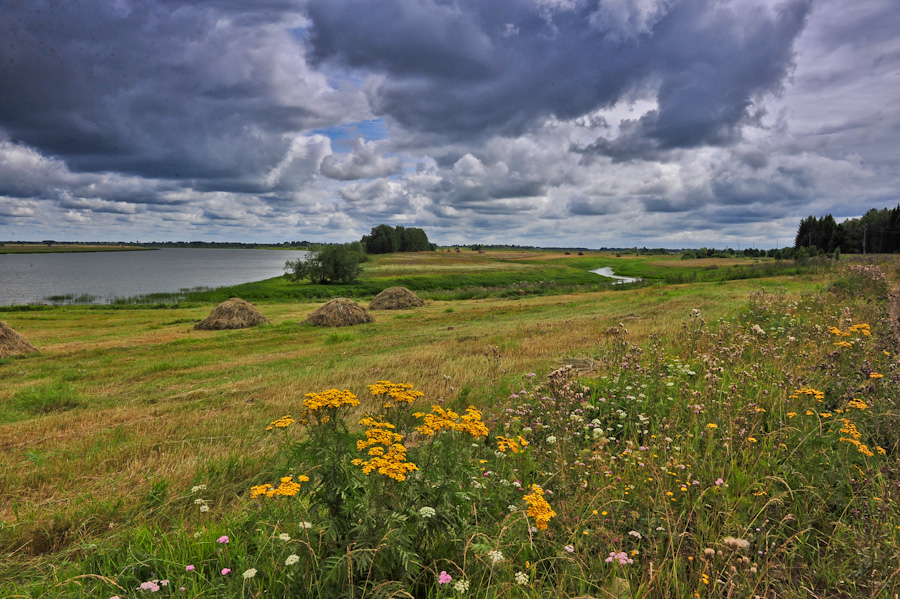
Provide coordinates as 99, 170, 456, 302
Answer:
648, 257, 770, 268
194, 297, 269, 330
306, 298, 374, 327
368, 287, 425, 310
0, 320, 38, 357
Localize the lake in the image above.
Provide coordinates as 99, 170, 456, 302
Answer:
0, 248, 308, 306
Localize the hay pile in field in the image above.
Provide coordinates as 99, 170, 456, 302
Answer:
194, 298, 270, 330
0, 321, 38, 357
369, 287, 425, 311
307, 298, 373, 327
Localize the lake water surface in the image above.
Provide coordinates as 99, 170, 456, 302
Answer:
0, 248, 307, 306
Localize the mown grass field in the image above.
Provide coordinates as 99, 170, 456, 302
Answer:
1, 252, 897, 598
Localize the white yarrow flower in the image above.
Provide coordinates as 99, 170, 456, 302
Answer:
299, 522, 312, 529
418, 506, 436, 519
514, 571, 528, 585
285, 554, 300, 566
191, 485, 207, 493
278, 533, 291, 541
242, 568, 257, 579
453, 579, 470, 592
487, 549, 504, 564
199, 505, 209, 513
546, 436, 557, 445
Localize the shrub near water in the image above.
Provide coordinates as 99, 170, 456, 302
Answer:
75, 262, 899, 598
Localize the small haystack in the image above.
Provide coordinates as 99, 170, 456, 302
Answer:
307, 298, 373, 327
0, 321, 38, 358
369, 286, 425, 311
194, 298, 270, 330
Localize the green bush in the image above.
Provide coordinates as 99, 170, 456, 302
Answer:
284, 243, 365, 284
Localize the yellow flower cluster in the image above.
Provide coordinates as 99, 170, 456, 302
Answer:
251, 475, 310, 498
869, 372, 884, 379
496, 435, 529, 453
839, 419, 874, 457
789, 387, 825, 401
265, 414, 295, 431
834, 341, 853, 348
367, 381, 424, 408
357, 417, 402, 450
351, 417, 417, 481
847, 399, 868, 410
303, 389, 359, 411
523, 484, 556, 530
413, 405, 489, 438
848, 323, 871, 336
829, 324, 870, 337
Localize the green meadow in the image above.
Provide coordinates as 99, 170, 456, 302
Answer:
0, 251, 897, 598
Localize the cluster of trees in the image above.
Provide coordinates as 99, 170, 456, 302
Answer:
796, 206, 900, 254
285, 225, 434, 285
361, 224, 434, 254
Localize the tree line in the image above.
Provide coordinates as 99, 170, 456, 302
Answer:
795, 205, 900, 254
360, 224, 434, 254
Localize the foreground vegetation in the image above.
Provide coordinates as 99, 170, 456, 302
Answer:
1, 253, 897, 597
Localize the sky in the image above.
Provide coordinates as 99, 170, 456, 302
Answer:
0, 0, 897, 248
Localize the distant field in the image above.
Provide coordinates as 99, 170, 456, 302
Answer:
0, 244, 151, 254
104, 250, 818, 305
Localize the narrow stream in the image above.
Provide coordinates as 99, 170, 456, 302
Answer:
590, 267, 641, 284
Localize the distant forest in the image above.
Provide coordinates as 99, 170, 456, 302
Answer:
795, 205, 900, 254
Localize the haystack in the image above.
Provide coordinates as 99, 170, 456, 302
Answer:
369, 287, 425, 311
0, 321, 38, 358
194, 298, 269, 330
306, 298, 373, 327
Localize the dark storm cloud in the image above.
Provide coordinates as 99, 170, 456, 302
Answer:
306, 0, 811, 152
0, 0, 357, 180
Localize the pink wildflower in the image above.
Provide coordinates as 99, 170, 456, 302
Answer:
217, 535, 230, 544
438, 571, 452, 584
605, 551, 633, 565
221, 568, 231, 575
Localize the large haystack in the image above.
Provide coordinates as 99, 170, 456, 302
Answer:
194, 298, 270, 330
0, 321, 38, 358
306, 298, 373, 327
369, 287, 425, 311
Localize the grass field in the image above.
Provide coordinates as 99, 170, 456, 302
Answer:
1, 252, 897, 598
